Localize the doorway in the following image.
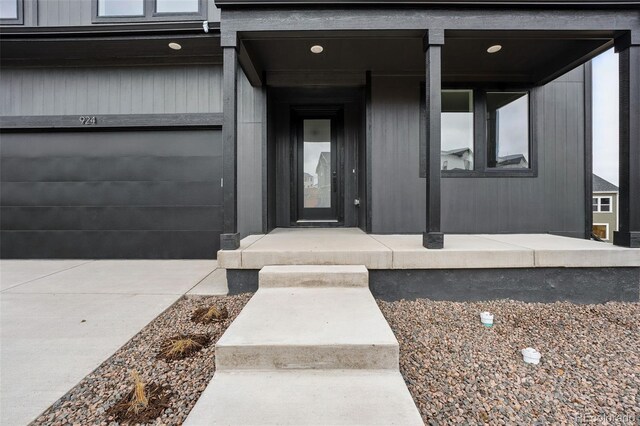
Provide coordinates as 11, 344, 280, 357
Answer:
267, 87, 365, 230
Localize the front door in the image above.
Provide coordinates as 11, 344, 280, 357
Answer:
294, 109, 342, 224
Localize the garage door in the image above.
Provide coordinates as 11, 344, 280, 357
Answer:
1, 129, 222, 259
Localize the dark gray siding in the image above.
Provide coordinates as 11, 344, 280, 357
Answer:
237, 67, 266, 237
20, 0, 219, 27
0, 130, 222, 258
371, 66, 586, 235
0, 66, 222, 116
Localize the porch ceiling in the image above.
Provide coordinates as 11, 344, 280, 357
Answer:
240, 29, 615, 86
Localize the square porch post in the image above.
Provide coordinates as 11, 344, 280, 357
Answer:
423, 30, 445, 249
220, 37, 240, 250
614, 32, 640, 248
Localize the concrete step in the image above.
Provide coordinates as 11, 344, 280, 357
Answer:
259, 265, 369, 288
215, 287, 399, 370
183, 370, 424, 426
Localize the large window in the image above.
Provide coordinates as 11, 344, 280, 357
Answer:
94, 0, 206, 22
0, 0, 22, 24
424, 86, 534, 177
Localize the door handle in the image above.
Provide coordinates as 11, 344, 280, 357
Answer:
332, 171, 337, 192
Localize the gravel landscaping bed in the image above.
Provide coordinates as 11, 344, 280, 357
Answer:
379, 299, 639, 425
32, 294, 251, 426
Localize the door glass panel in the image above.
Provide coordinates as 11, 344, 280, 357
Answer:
303, 119, 332, 209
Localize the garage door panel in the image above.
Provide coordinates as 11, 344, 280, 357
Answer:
1, 206, 223, 231
0, 230, 221, 259
0, 130, 223, 258
1, 155, 223, 182
2, 181, 222, 207
0, 131, 222, 157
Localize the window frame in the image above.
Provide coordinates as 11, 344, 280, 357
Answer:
0, 0, 24, 25
593, 196, 613, 213
421, 83, 538, 178
92, 0, 207, 23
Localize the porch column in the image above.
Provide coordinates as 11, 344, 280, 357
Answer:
613, 32, 640, 248
220, 36, 240, 250
423, 30, 445, 249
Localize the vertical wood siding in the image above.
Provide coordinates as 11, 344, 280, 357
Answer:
0, 65, 223, 116
371, 66, 586, 235
237, 67, 265, 237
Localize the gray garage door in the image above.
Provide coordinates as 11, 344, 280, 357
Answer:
0, 129, 222, 258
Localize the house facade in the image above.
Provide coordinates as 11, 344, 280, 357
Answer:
592, 174, 619, 242
1, 0, 639, 259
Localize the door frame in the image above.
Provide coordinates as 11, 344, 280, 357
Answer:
267, 87, 365, 231
292, 105, 344, 225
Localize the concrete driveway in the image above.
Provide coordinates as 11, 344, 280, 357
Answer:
0, 260, 226, 426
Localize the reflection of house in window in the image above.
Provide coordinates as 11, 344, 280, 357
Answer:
441, 148, 473, 171
303, 172, 314, 188
316, 152, 331, 207
496, 154, 528, 169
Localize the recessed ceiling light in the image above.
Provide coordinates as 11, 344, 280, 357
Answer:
168, 42, 182, 51
310, 45, 324, 54
487, 44, 502, 54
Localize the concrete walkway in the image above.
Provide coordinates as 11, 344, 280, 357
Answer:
185, 265, 423, 425
0, 259, 225, 426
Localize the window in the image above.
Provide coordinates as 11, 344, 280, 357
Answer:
592, 224, 609, 241
442, 90, 474, 171
0, 0, 23, 24
486, 92, 530, 169
98, 0, 144, 17
422, 86, 534, 177
156, 0, 200, 13
593, 196, 612, 213
94, 0, 205, 22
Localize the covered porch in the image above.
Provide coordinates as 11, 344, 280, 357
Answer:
217, 3, 640, 251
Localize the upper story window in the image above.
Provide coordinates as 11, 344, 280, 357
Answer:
593, 196, 612, 213
0, 0, 23, 24
94, 0, 206, 22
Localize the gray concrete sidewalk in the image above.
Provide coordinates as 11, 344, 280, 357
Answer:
0, 259, 227, 426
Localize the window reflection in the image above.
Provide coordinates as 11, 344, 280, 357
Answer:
303, 119, 332, 209
0, 0, 18, 19
442, 90, 474, 171
156, 0, 199, 13
487, 92, 530, 169
98, 0, 144, 16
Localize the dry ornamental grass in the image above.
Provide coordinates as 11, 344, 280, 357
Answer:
157, 334, 211, 362
191, 304, 229, 324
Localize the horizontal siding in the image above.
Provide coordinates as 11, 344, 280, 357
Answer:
1, 130, 223, 258
371, 67, 586, 235
0, 65, 223, 116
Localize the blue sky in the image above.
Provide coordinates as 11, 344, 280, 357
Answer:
592, 48, 619, 186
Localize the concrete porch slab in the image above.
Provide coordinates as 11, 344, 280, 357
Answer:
372, 234, 535, 269
481, 234, 640, 267
219, 229, 640, 270
259, 265, 369, 288
184, 370, 423, 426
216, 287, 399, 370
219, 228, 392, 269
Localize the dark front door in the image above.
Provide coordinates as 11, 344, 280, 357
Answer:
293, 109, 342, 223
